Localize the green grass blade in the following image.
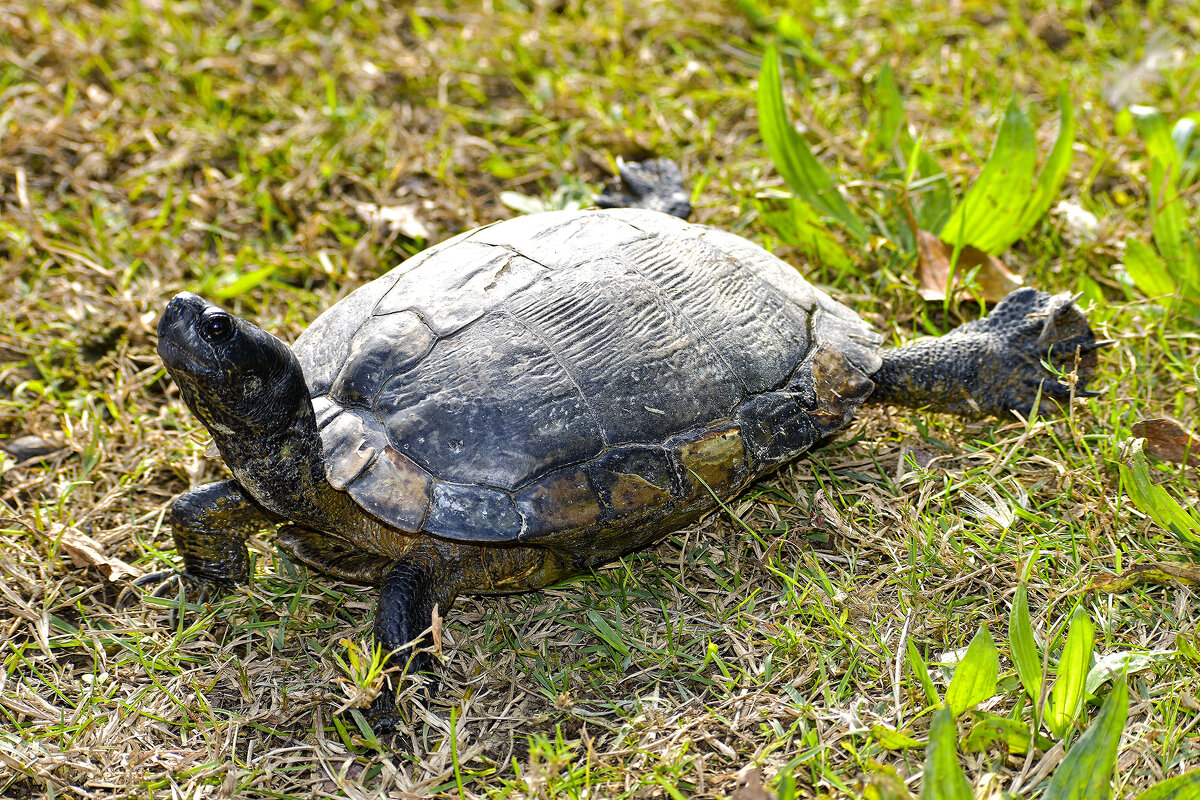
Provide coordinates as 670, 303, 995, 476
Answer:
757, 43, 868, 242
945, 624, 999, 715
1014, 88, 1076, 236
1046, 606, 1096, 738
908, 639, 941, 706
1043, 680, 1129, 800
919, 707, 973, 800
1131, 768, 1200, 800
1009, 583, 1044, 706
939, 99, 1037, 254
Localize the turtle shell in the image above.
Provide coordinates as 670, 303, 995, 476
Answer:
292, 208, 883, 545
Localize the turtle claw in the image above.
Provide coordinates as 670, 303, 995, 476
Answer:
124, 569, 226, 625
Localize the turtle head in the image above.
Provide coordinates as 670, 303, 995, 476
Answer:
158, 292, 312, 442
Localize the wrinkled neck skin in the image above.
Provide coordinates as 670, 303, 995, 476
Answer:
190, 362, 386, 543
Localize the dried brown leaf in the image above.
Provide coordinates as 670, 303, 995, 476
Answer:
732, 765, 776, 800
1131, 418, 1200, 467
46, 524, 140, 582
352, 201, 432, 240
915, 229, 1023, 303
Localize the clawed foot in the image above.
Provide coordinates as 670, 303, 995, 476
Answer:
966, 288, 1107, 418
596, 157, 692, 220
360, 649, 439, 735
871, 287, 1108, 419
120, 569, 229, 625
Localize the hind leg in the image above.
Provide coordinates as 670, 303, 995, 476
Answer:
868, 288, 1105, 419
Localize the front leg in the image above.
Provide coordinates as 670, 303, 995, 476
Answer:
134, 479, 275, 602
366, 552, 457, 733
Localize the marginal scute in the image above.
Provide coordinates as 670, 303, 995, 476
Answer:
311, 395, 339, 429
332, 311, 435, 407
811, 305, 884, 376
320, 409, 386, 491
806, 343, 876, 434
676, 427, 746, 497
426, 481, 524, 542
734, 391, 818, 466
347, 446, 433, 533
590, 446, 678, 512
514, 468, 602, 540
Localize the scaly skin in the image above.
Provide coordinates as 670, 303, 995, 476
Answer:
868, 288, 1100, 418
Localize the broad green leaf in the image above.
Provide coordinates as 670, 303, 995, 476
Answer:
757, 198, 856, 272
1014, 88, 1077, 236
872, 723, 925, 750
1132, 107, 1200, 299
1042, 680, 1128, 800
1124, 238, 1178, 299
1009, 583, 1044, 706
945, 624, 999, 715
757, 44, 869, 242
919, 707, 972, 800
1085, 650, 1174, 695
1046, 606, 1095, 738
1119, 441, 1200, 549
940, 100, 1037, 255
908, 639, 940, 706
963, 711, 1053, 755
212, 265, 276, 300
1133, 768, 1200, 800
1177, 632, 1200, 664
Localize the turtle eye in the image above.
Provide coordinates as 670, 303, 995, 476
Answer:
199, 311, 235, 344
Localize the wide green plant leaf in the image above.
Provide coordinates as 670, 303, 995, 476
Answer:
1120, 439, 1200, 550
919, 707, 973, 800
1009, 582, 1044, 706
1045, 605, 1096, 738
1042, 680, 1129, 800
1015, 88, 1076, 235
1127, 106, 1200, 304
940, 96, 1075, 255
945, 624, 999, 715
757, 43, 869, 242
939, 100, 1036, 254
1133, 768, 1200, 800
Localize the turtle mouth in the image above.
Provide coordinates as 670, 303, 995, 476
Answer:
157, 292, 218, 376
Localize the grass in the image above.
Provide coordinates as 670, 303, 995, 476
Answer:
1, 0, 1199, 797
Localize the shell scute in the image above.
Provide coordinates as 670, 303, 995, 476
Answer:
676, 427, 747, 497
514, 468, 603, 541
346, 445, 432, 533
427, 481, 524, 542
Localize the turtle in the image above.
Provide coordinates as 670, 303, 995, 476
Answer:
147, 160, 1101, 732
